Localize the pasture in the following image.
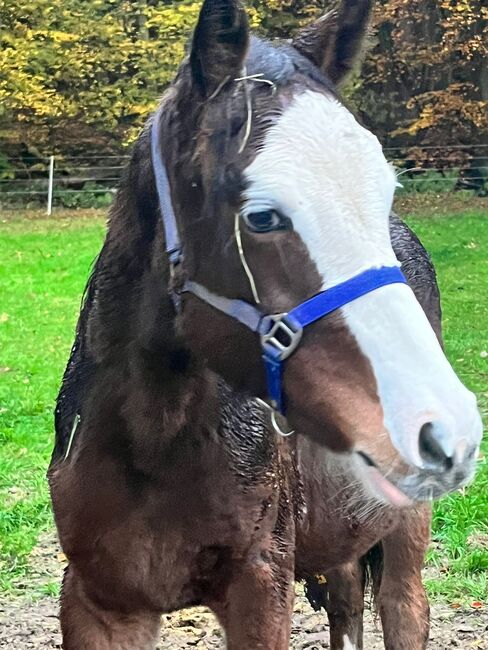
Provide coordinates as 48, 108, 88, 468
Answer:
0, 201, 487, 609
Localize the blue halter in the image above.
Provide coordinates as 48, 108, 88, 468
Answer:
151, 112, 407, 414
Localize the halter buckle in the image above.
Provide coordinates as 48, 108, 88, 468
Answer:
261, 313, 303, 361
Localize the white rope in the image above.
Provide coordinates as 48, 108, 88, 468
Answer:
64, 413, 81, 461
206, 75, 231, 101
234, 212, 260, 304
234, 72, 276, 90
234, 70, 276, 155
237, 67, 253, 154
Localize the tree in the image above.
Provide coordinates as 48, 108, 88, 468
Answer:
355, 0, 487, 168
0, 0, 200, 155
0, 0, 486, 164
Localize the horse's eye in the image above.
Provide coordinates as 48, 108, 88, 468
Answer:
243, 210, 289, 233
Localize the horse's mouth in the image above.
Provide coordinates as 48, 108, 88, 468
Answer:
355, 451, 413, 507
355, 450, 476, 505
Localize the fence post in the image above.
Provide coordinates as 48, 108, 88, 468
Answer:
46, 155, 54, 215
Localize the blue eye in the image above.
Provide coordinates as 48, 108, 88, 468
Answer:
243, 210, 289, 233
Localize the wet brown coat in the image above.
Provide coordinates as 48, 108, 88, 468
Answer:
49, 2, 435, 648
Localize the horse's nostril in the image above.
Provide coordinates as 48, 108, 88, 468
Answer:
418, 422, 454, 471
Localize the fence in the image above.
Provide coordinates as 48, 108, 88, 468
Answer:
0, 153, 131, 213
1, 145, 487, 212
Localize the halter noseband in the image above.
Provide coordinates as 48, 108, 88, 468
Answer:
151, 111, 407, 414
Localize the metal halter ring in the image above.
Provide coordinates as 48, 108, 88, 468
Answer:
255, 398, 295, 437
260, 313, 303, 361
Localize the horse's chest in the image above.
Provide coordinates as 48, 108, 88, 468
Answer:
54, 451, 283, 613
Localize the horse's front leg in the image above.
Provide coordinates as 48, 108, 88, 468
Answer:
210, 545, 295, 650
304, 560, 365, 650
379, 505, 431, 650
60, 566, 161, 650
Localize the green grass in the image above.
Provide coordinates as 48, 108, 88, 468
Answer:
405, 210, 488, 602
0, 212, 105, 592
0, 206, 487, 602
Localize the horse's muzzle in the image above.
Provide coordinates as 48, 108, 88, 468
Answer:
355, 444, 479, 505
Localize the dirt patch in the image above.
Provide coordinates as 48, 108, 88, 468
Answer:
1, 594, 487, 649
1, 534, 486, 649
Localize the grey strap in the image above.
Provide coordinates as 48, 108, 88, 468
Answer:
183, 281, 267, 334
151, 108, 182, 264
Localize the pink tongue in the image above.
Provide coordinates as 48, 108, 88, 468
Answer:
366, 466, 413, 507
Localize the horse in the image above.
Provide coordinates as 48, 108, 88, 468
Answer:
48, 0, 482, 648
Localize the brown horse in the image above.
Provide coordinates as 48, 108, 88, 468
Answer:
48, 1, 482, 648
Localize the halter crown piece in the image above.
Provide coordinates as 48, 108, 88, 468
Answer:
151, 109, 407, 415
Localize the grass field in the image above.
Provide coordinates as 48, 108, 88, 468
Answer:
0, 204, 487, 603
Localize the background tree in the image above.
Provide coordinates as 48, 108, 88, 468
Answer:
0, 0, 486, 168
0, 0, 200, 156
356, 0, 487, 172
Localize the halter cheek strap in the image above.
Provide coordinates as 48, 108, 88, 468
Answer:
151, 109, 407, 414
151, 112, 182, 265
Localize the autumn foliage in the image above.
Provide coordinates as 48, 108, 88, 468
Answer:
0, 0, 486, 159
357, 0, 487, 167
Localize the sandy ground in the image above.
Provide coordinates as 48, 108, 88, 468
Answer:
1, 596, 487, 649
1, 534, 486, 649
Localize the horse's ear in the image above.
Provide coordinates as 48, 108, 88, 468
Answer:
292, 0, 373, 85
190, 0, 249, 97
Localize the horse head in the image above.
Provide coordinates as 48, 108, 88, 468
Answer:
152, 0, 482, 505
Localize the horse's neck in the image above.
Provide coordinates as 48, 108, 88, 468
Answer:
59, 184, 216, 471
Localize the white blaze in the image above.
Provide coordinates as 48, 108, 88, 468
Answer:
244, 91, 482, 468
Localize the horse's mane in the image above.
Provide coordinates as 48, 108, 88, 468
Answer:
52, 250, 103, 454
53, 132, 156, 453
